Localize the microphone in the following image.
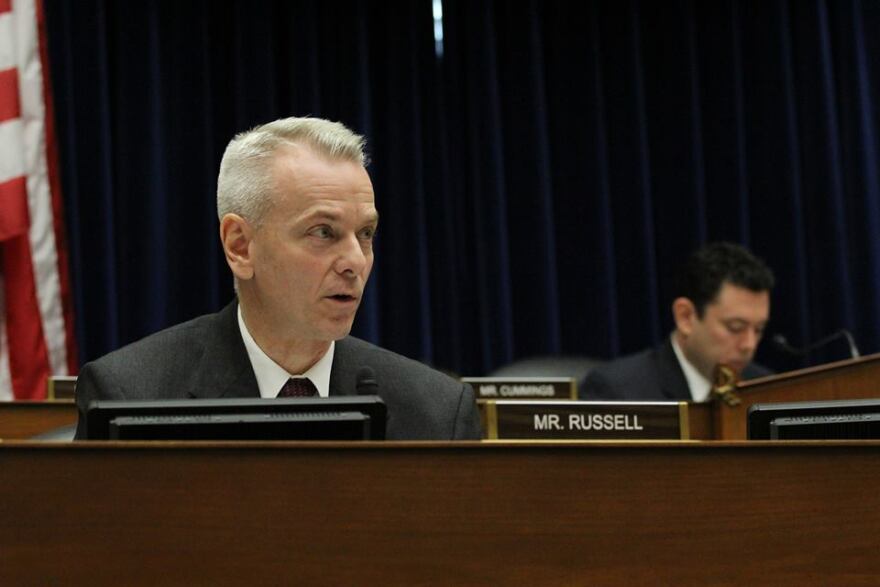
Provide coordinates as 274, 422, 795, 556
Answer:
355, 366, 379, 396
772, 330, 860, 359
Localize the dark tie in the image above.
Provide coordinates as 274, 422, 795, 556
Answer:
277, 377, 318, 398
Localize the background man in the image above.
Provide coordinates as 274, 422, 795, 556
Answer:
74, 116, 481, 439
580, 242, 775, 401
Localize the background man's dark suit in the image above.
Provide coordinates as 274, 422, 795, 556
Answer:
74, 302, 481, 440
580, 338, 773, 401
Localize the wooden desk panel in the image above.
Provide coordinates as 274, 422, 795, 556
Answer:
1, 442, 878, 585
0, 401, 77, 439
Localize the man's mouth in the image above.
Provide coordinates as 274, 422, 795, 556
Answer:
327, 294, 358, 303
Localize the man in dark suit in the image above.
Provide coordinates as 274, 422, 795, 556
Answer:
75, 117, 481, 440
580, 242, 774, 402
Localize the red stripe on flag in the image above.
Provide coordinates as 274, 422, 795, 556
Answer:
2, 232, 52, 399
0, 68, 21, 122
0, 0, 11, 15
0, 176, 29, 240
36, 0, 78, 372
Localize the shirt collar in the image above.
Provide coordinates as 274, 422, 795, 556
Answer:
670, 333, 712, 402
237, 305, 334, 398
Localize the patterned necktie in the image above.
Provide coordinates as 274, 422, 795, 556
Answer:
277, 377, 318, 398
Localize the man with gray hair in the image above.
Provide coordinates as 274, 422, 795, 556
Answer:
74, 116, 481, 440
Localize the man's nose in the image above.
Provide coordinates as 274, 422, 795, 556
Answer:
740, 328, 760, 353
334, 233, 368, 276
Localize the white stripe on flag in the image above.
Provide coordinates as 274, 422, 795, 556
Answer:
15, 1, 41, 116
0, 12, 15, 71
0, 119, 25, 182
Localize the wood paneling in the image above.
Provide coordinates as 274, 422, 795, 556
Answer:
2, 441, 878, 585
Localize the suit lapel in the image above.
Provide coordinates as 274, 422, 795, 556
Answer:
329, 337, 358, 397
187, 301, 260, 399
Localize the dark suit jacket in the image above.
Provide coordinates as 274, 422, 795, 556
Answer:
579, 338, 773, 401
74, 302, 481, 440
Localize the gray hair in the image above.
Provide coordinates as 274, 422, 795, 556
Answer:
216, 116, 367, 225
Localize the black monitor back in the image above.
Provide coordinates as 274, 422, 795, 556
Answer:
747, 398, 880, 440
83, 396, 386, 441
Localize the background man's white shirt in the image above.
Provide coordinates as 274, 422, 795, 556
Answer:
670, 333, 712, 402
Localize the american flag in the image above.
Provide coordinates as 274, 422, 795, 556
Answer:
0, 0, 76, 399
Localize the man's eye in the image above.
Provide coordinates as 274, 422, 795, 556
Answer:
359, 226, 377, 240
311, 226, 333, 239
725, 322, 747, 334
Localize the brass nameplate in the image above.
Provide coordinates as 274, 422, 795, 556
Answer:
463, 377, 577, 400
48, 376, 77, 401
481, 401, 690, 440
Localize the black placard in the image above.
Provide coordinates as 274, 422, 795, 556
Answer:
463, 377, 576, 400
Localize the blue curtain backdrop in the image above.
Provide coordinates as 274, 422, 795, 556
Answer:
45, 0, 880, 376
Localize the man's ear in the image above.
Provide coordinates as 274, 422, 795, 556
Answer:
219, 213, 255, 281
672, 297, 698, 336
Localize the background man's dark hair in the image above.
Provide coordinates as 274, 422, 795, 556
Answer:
675, 242, 775, 317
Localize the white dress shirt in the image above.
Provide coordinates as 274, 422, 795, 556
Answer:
670, 333, 712, 402
237, 305, 334, 398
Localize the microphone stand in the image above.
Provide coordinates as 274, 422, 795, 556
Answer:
772, 330, 861, 361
